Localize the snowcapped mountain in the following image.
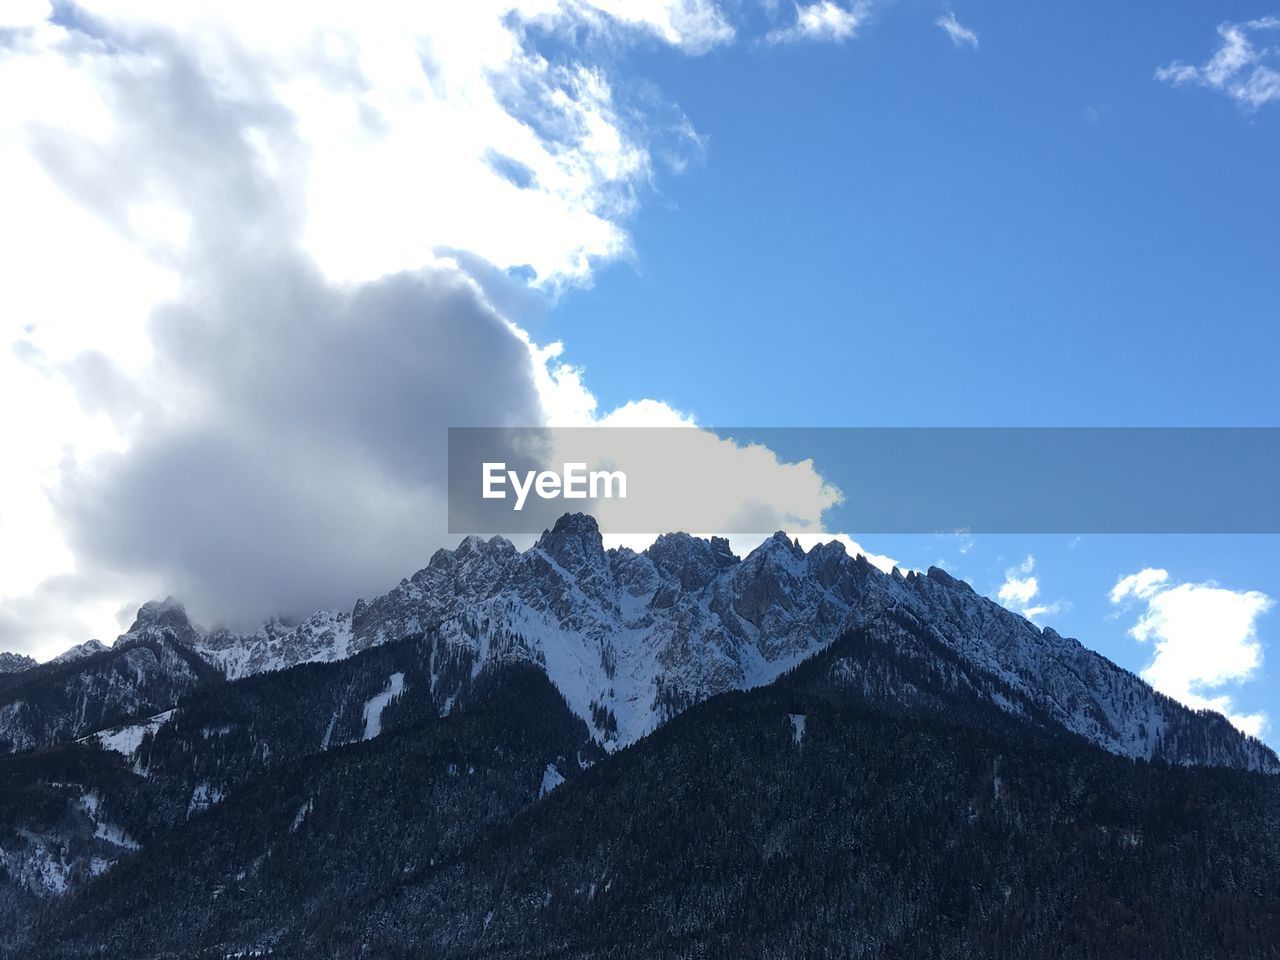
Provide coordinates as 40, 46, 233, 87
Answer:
1, 514, 1274, 772
0, 653, 36, 674
1, 513, 1277, 951
160, 512, 1269, 771
49, 640, 109, 665
0, 607, 216, 752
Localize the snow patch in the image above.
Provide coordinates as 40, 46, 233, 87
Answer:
94, 821, 139, 850
188, 781, 224, 816
0, 836, 72, 896
319, 712, 338, 751
32, 846, 71, 895
291, 798, 313, 833
539, 763, 565, 797
362, 672, 405, 741
788, 713, 806, 746
90, 710, 175, 757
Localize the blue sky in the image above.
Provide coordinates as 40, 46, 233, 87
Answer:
547, 4, 1280, 428
1, 2, 1276, 742
534, 4, 1280, 737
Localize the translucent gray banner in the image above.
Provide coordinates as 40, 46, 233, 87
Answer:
447, 427, 1280, 534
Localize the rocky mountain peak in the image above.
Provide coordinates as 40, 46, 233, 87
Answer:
423, 534, 518, 578
50, 638, 110, 664
125, 596, 200, 646
535, 512, 607, 577
770, 530, 804, 553
924, 565, 976, 594
33, 513, 1272, 777
741, 530, 807, 571
0, 651, 37, 674
455, 534, 514, 560
645, 532, 739, 591
805, 539, 851, 589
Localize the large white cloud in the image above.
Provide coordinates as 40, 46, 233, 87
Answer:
0, 1, 860, 659
1111, 569, 1273, 737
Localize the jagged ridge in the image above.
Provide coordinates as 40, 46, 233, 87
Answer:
4, 514, 1270, 774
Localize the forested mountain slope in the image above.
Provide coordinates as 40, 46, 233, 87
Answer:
20, 630, 1280, 960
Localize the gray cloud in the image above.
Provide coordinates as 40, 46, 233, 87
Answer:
53, 261, 541, 629
0, 573, 127, 651
11, 21, 547, 634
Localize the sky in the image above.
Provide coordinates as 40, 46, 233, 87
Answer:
0, 3, 1277, 742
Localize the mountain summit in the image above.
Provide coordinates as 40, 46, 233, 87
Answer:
3, 514, 1272, 772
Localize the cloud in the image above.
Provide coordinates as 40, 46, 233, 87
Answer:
935, 11, 977, 49
552, 0, 735, 53
1156, 17, 1280, 110
538, 397, 875, 569
0, 572, 137, 653
1109, 567, 1170, 603
0, 7, 583, 647
996, 555, 1064, 623
768, 2, 868, 44
53, 263, 544, 629
0, 1, 864, 659
1111, 569, 1273, 737
998, 556, 1038, 607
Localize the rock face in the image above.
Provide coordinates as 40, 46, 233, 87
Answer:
197, 610, 353, 679
0, 652, 36, 674
50, 640, 109, 665
0, 606, 215, 752
170, 514, 1274, 771
1, 514, 1274, 773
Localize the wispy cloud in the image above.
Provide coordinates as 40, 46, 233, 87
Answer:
1109, 568, 1170, 603
996, 556, 1064, 623
935, 11, 978, 49
1111, 569, 1273, 737
1156, 17, 1280, 110
768, 1, 869, 44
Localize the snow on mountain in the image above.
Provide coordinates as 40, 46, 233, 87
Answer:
51, 639, 110, 664
198, 609, 354, 679
0, 651, 37, 673
8, 514, 1273, 773
361, 672, 405, 741
0, 634, 208, 752
540, 763, 566, 797
155, 513, 1274, 772
0, 784, 144, 899
86, 709, 176, 762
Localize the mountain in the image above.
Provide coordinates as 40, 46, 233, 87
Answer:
0, 514, 1277, 957
6, 514, 1268, 770
17, 632, 1280, 960
0, 654, 35, 674
0, 604, 219, 753
49, 640, 110, 666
